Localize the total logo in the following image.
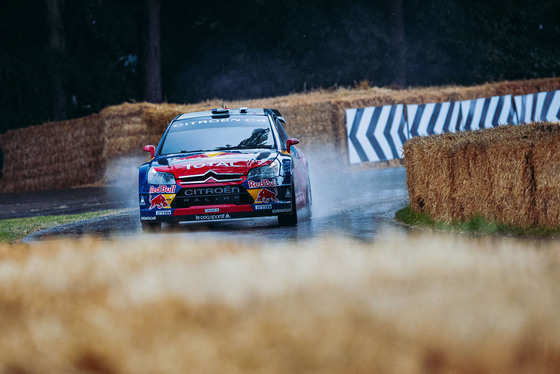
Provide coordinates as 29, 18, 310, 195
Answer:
247, 179, 278, 189
184, 161, 242, 170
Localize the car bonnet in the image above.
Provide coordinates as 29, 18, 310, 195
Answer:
153, 150, 278, 179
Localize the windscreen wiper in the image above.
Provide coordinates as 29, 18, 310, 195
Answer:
159, 150, 206, 156
214, 145, 275, 151
180, 150, 206, 153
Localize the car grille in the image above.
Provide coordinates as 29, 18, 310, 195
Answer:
178, 171, 244, 185
173, 185, 253, 208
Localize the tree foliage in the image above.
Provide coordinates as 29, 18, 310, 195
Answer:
0, 0, 558, 133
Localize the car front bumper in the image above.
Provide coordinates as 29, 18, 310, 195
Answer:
139, 181, 294, 223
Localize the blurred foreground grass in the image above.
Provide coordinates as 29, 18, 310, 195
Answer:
0, 232, 559, 373
396, 205, 560, 237
0, 210, 120, 243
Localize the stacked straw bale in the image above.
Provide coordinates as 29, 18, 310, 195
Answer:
404, 122, 560, 228
1, 77, 560, 192
142, 98, 338, 149
532, 125, 560, 227
100, 102, 158, 160
143, 77, 560, 155
0, 114, 104, 192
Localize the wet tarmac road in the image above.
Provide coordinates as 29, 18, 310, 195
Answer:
0, 187, 128, 220
21, 166, 409, 242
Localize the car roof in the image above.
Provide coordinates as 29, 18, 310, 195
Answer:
175, 108, 268, 121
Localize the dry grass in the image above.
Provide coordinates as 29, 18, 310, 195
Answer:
404, 122, 560, 227
0, 233, 559, 373
1, 77, 560, 193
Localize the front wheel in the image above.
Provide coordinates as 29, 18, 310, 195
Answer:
278, 184, 298, 226
141, 222, 161, 233
302, 176, 312, 220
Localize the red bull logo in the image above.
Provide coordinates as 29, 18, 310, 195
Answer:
247, 179, 278, 188
149, 194, 171, 209
256, 188, 279, 203
149, 185, 176, 193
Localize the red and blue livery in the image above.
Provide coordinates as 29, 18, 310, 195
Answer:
139, 108, 312, 231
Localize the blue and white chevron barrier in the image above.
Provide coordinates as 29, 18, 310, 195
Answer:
346, 90, 560, 164
346, 104, 407, 163
406, 102, 462, 136
459, 95, 517, 131
514, 91, 560, 123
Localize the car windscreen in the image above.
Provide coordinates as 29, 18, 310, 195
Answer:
159, 115, 276, 155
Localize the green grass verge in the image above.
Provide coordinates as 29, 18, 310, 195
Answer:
395, 205, 560, 237
0, 210, 121, 244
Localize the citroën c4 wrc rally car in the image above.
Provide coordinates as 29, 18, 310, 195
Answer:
138, 108, 312, 231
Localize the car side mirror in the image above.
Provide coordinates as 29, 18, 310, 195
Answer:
143, 145, 156, 159
286, 138, 299, 150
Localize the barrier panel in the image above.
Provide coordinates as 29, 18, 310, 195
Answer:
347, 90, 559, 163
514, 91, 560, 124
459, 95, 517, 131
407, 101, 461, 137
346, 104, 407, 163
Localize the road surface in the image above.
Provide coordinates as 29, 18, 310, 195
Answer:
16, 167, 409, 242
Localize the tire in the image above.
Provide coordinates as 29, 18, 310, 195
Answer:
278, 183, 298, 226
141, 222, 161, 232
303, 176, 312, 220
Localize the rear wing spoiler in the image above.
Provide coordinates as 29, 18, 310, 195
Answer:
270, 109, 286, 123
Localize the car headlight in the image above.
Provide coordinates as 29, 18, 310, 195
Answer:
247, 159, 280, 180
147, 167, 176, 185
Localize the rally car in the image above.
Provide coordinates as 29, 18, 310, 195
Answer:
139, 108, 312, 231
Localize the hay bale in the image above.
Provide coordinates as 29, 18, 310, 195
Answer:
452, 127, 537, 226
531, 124, 560, 227
404, 133, 459, 221
0, 114, 104, 193
140, 77, 560, 154
2, 77, 560, 192
404, 122, 560, 228
100, 102, 157, 160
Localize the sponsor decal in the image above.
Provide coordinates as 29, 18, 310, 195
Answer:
247, 179, 278, 189
185, 196, 240, 204
195, 213, 231, 221
205, 152, 226, 158
170, 152, 237, 164
205, 208, 220, 213
141, 216, 157, 221
184, 161, 242, 170
256, 188, 279, 203
140, 196, 145, 205
254, 204, 272, 210
149, 185, 176, 194
285, 188, 292, 198
272, 208, 291, 214
150, 194, 169, 209
173, 118, 267, 128
149, 194, 175, 209
156, 210, 173, 216
184, 186, 241, 196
